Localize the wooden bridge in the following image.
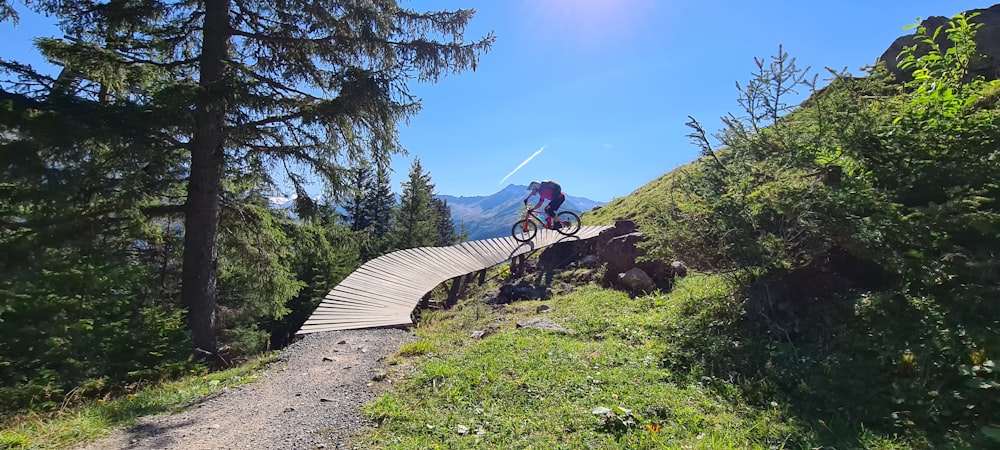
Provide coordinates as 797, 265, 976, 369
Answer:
297, 226, 611, 334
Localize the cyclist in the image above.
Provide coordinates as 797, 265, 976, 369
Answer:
523, 180, 566, 228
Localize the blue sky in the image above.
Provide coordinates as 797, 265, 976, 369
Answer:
1, 0, 990, 202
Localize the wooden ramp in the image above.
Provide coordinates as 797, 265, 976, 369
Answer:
297, 226, 610, 334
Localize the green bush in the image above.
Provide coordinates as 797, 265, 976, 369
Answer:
643, 12, 1000, 447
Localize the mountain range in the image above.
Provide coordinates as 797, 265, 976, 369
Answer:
438, 184, 605, 240
269, 184, 606, 240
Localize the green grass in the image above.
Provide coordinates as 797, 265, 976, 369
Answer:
360, 277, 863, 449
582, 165, 689, 226
0, 353, 276, 450
0, 271, 926, 449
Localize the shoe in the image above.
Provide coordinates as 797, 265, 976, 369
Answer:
553, 221, 562, 229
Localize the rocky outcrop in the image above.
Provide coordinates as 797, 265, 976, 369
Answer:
502, 219, 688, 298
516, 317, 576, 334
618, 267, 655, 294
587, 220, 687, 295
878, 4, 1000, 82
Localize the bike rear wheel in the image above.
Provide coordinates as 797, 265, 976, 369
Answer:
555, 211, 581, 236
512, 219, 538, 242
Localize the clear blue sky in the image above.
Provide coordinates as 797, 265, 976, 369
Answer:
1, 1, 991, 202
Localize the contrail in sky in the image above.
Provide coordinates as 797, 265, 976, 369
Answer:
499, 145, 545, 185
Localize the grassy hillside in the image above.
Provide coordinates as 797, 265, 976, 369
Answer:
7, 10, 999, 450
355, 269, 916, 449
581, 165, 689, 226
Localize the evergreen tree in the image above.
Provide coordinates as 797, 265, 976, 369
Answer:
393, 157, 436, 249
0, 66, 192, 412
431, 197, 457, 246
13, 0, 493, 354
342, 162, 375, 232
367, 162, 396, 240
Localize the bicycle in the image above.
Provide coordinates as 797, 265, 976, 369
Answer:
511, 205, 582, 242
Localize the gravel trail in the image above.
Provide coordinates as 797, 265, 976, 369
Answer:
76, 327, 415, 450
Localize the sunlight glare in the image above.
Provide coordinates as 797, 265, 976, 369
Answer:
532, 0, 655, 46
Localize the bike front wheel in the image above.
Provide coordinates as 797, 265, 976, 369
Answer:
555, 211, 581, 236
512, 219, 538, 242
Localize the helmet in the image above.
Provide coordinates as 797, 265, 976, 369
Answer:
528, 181, 540, 191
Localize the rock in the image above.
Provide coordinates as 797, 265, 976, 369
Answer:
878, 4, 1000, 82
469, 330, 491, 339
497, 282, 546, 303
590, 219, 639, 254
538, 241, 584, 270
516, 317, 576, 334
671, 261, 688, 278
617, 267, 655, 294
536, 305, 551, 313
580, 255, 600, 268
599, 232, 645, 282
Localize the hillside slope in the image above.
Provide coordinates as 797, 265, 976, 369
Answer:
582, 162, 693, 226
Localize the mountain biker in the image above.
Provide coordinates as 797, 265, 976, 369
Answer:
523, 180, 566, 228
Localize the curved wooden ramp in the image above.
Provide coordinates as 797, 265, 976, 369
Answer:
297, 226, 610, 334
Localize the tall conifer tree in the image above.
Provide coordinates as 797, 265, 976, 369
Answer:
394, 157, 435, 249
10, 0, 493, 354
431, 197, 457, 247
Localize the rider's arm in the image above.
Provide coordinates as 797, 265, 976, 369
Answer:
532, 198, 544, 210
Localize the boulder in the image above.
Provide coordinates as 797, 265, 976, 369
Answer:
495, 282, 547, 304
538, 240, 585, 270
617, 267, 655, 294
878, 4, 1000, 82
598, 232, 645, 281
580, 255, 600, 268
590, 219, 639, 253
671, 261, 688, 278
516, 317, 576, 334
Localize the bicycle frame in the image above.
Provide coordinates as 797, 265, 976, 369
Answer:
520, 206, 554, 230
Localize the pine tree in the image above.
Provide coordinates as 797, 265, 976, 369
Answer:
342, 162, 375, 232
0, 65, 192, 411
14, 0, 494, 354
431, 197, 457, 247
367, 162, 396, 240
394, 157, 436, 249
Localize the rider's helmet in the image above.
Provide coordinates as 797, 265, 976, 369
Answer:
528, 181, 541, 191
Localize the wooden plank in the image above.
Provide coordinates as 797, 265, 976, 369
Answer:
316, 295, 411, 311
299, 319, 411, 332
306, 314, 411, 324
327, 288, 421, 308
361, 255, 430, 277
306, 309, 412, 320
470, 239, 503, 264
298, 323, 409, 334
414, 246, 475, 275
332, 274, 430, 297
297, 225, 612, 335
377, 251, 440, 277
329, 282, 422, 302
456, 241, 495, 266
416, 247, 475, 276
315, 298, 393, 312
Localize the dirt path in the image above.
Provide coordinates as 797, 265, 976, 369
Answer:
75, 328, 414, 450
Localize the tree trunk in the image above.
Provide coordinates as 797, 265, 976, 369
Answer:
182, 0, 230, 356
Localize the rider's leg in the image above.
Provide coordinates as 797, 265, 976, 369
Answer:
544, 204, 560, 228
546, 194, 566, 228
